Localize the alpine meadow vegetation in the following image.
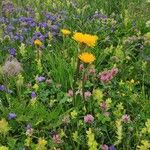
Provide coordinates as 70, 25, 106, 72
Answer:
0, 0, 150, 149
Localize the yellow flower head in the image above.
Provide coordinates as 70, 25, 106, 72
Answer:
72, 32, 98, 47
61, 29, 71, 35
34, 39, 42, 47
79, 52, 95, 64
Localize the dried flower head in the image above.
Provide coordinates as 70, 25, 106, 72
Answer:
122, 114, 130, 123
79, 52, 95, 64
3, 58, 22, 77
52, 134, 63, 144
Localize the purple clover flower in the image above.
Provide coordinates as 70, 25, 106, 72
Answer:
8, 113, 17, 119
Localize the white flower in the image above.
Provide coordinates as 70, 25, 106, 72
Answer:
146, 20, 150, 28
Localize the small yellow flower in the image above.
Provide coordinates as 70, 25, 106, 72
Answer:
33, 83, 39, 91
61, 29, 71, 35
93, 88, 103, 103
0, 118, 10, 135
86, 128, 98, 150
130, 79, 135, 84
34, 39, 42, 47
38, 138, 47, 146
141, 119, 150, 134
79, 52, 95, 64
137, 140, 150, 150
71, 110, 78, 119
72, 32, 98, 47
144, 32, 150, 40
36, 138, 47, 150
72, 131, 78, 142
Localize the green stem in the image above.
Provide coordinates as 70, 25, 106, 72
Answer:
82, 69, 86, 101
73, 58, 80, 106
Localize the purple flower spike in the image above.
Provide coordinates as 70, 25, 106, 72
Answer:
109, 145, 115, 150
31, 92, 36, 99
8, 113, 17, 119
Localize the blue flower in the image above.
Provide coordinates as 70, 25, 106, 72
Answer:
8, 113, 17, 119
9, 48, 16, 56
31, 92, 36, 99
109, 145, 115, 150
36, 76, 46, 82
0, 85, 5, 91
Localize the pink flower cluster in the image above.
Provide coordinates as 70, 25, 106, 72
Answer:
99, 68, 118, 83
122, 114, 130, 123
84, 114, 94, 124
52, 134, 63, 144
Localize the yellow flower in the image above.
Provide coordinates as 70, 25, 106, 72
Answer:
38, 138, 47, 146
71, 110, 78, 119
114, 119, 123, 145
34, 39, 42, 47
93, 88, 103, 103
61, 29, 71, 35
144, 32, 150, 40
0, 118, 10, 135
36, 138, 47, 150
137, 140, 150, 150
72, 131, 78, 142
33, 83, 39, 91
72, 32, 98, 47
0, 146, 9, 150
141, 119, 150, 134
79, 52, 95, 64
130, 79, 135, 84
86, 128, 98, 150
